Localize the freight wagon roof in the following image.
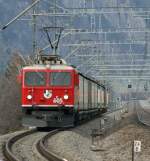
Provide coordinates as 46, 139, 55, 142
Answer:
22, 64, 75, 70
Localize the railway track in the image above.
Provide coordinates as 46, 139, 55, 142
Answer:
136, 101, 150, 126
3, 104, 130, 161
3, 128, 68, 161
3, 129, 37, 161
37, 129, 68, 161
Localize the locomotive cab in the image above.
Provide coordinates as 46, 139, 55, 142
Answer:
21, 64, 78, 127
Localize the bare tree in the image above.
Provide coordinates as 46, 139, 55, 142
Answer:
0, 53, 27, 134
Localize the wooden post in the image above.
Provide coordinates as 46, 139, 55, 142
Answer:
132, 141, 134, 161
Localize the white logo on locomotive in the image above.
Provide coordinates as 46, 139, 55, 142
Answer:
44, 90, 52, 99
53, 96, 63, 104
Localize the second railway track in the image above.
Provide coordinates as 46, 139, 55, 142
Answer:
136, 100, 150, 126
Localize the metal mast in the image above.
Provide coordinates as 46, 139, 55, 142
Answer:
54, 0, 57, 55
32, 0, 37, 54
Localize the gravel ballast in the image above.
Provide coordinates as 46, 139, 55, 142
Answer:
0, 131, 25, 161
48, 122, 150, 161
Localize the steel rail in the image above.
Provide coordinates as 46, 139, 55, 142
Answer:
37, 128, 69, 161
3, 129, 37, 161
3, 124, 73, 161
3, 128, 66, 161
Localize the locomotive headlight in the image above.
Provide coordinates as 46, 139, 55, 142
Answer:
64, 95, 69, 100
27, 95, 32, 100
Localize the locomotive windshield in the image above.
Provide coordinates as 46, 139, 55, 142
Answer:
25, 72, 46, 86
50, 72, 71, 86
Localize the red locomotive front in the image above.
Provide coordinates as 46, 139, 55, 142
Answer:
20, 64, 79, 127
22, 67, 75, 108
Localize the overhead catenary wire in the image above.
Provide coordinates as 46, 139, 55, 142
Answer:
1, 0, 41, 30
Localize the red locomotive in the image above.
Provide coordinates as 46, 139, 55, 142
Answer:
18, 55, 109, 127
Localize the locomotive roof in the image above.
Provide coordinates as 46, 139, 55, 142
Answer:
22, 64, 75, 70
